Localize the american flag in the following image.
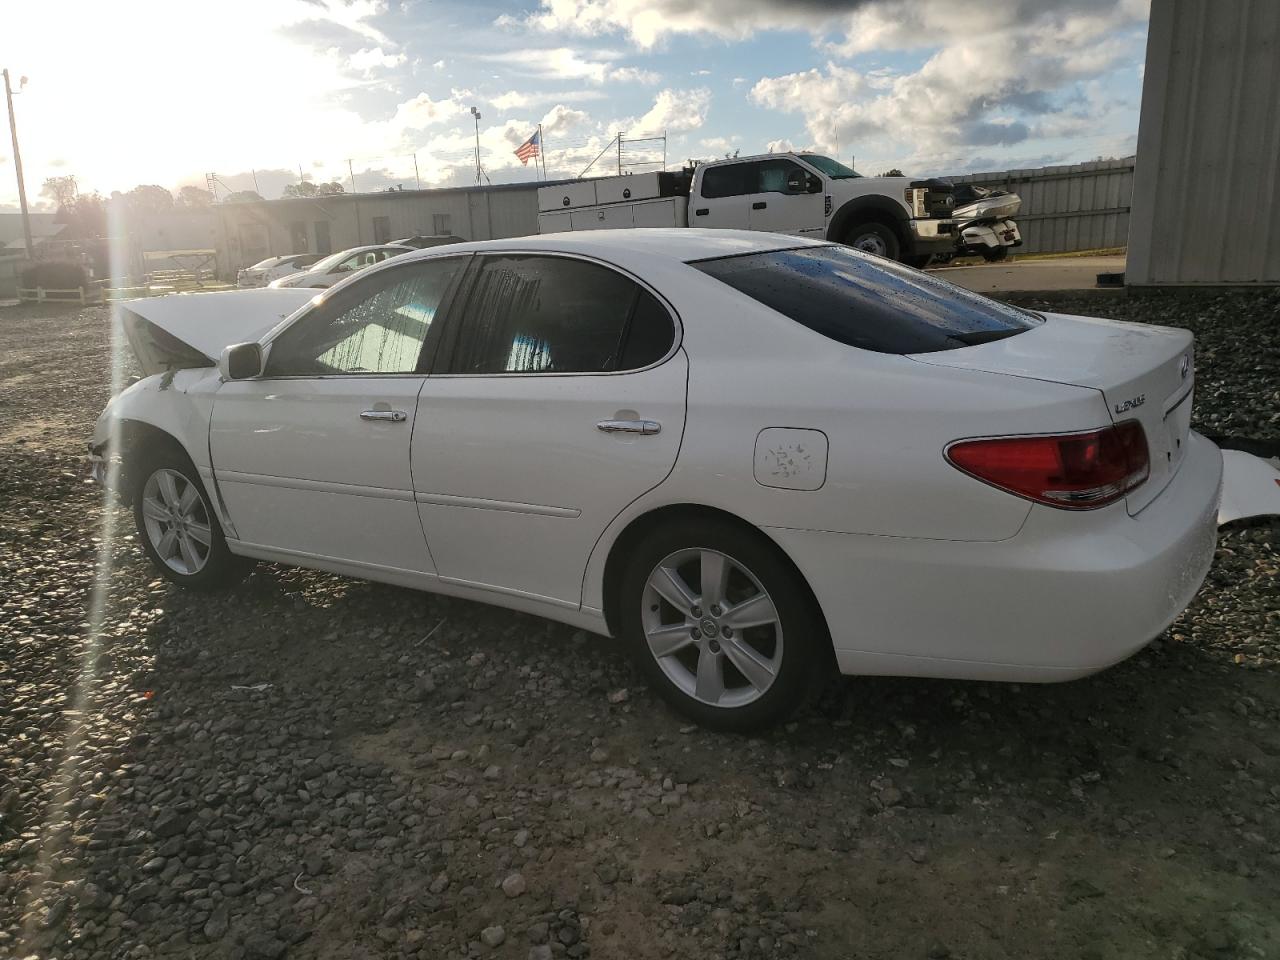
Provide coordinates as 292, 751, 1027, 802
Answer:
514, 129, 541, 165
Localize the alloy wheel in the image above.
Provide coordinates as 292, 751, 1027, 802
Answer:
140, 468, 213, 575
640, 548, 784, 708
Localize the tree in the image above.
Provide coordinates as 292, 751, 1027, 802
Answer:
225, 190, 264, 202
56, 192, 107, 239
41, 175, 78, 208
878, 168, 904, 177
283, 180, 345, 198
124, 184, 175, 216
176, 185, 213, 208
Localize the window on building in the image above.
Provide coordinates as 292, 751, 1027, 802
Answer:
447, 255, 674, 375
432, 213, 452, 236
289, 221, 308, 252
314, 221, 332, 255
372, 216, 391, 243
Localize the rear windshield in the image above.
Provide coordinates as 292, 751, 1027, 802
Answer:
691, 245, 1039, 354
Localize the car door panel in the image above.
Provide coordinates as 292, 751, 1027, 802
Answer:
208, 255, 467, 573
411, 253, 688, 607
749, 159, 825, 236
412, 356, 688, 604
692, 162, 756, 230
210, 378, 431, 572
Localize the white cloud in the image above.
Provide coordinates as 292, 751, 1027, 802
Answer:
433, 59, 446, 70
750, 1, 1148, 171
540, 104, 592, 136
392, 91, 469, 131
348, 46, 406, 74
626, 88, 711, 136
612, 66, 662, 84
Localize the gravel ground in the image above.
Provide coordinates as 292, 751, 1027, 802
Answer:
1, 290, 1277, 960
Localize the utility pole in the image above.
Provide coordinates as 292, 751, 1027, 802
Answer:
3, 69, 34, 260
616, 131, 622, 175
347, 159, 357, 194
412, 153, 421, 190
470, 107, 482, 186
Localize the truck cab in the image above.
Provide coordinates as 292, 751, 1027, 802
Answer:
690, 153, 955, 265
535, 152, 956, 267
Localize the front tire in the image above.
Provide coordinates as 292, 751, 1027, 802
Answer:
618, 519, 828, 733
844, 222, 900, 261
133, 450, 244, 589
982, 246, 1009, 262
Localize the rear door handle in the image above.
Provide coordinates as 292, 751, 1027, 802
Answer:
597, 419, 661, 435
360, 409, 407, 422
752, 201, 767, 210
694, 208, 709, 216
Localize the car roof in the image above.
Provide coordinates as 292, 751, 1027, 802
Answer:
397, 229, 828, 266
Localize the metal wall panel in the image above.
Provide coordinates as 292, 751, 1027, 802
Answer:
1128, 0, 1280, 285
944, 158, 1134, 255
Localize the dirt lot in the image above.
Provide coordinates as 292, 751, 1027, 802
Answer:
1, 291, 1278, 960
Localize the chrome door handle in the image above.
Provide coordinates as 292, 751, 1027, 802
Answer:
360, 409, 407, 422
597, 419, 661, 435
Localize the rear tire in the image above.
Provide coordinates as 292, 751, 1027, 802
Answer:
844, 222, 900, 261
132, 448, 246, 590
618, 518, 828, 733
982, 246, 1009, 262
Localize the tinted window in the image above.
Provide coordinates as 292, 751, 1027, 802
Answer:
692, 245, 1039, 354
448, 256, 673, 374
700, 163, 758, 199
619, 291, 675, 369
266, 257, 464, 375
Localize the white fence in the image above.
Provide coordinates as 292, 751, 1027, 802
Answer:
944, 157, 1135, 256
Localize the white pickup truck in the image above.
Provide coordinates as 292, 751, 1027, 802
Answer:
537, 152, 957, 266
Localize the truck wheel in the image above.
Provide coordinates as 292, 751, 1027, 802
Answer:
982, 246, 1009, 263
844, 222, 899, 261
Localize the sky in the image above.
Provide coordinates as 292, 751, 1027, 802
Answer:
0, 0, 1149, 210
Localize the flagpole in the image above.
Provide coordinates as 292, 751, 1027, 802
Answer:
538, 124, 546, 182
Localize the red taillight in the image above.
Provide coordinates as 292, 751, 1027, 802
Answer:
946, 421, 1149, 509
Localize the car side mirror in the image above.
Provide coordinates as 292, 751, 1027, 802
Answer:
219, 342, 264, 380
806, 173, 823, 194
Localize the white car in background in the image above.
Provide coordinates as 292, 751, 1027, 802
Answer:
236, 253, 323, 288
270, 244, 414, 289
90, 229, 1223, 731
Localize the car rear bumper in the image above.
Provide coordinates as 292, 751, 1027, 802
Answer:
766, 431, 1223, 682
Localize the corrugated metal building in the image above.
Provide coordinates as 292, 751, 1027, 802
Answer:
1127, 0, 1280, 286
213, 181, 561, 275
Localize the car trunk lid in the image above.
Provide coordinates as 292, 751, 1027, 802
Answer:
121, 288, 316, 377
912, 312, 1195, 514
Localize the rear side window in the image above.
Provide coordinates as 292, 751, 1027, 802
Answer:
447, 255, 674, 374
692, 245, 1039, 354
700, 163, 758, 199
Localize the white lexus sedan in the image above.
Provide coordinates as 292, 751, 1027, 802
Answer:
90, 230, 1222, 731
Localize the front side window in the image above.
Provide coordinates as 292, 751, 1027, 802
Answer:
692, 245, 1039, 355
447, 255, 674, 375
266, 257, 465, 375
756, 159, 810, 195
